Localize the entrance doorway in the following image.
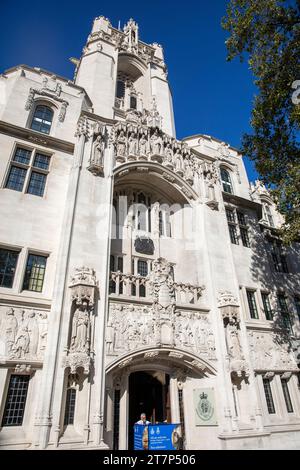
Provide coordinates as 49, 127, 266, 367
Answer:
128, 371, 170, 449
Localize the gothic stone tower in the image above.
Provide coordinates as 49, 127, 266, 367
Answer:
0, 15, 299, 450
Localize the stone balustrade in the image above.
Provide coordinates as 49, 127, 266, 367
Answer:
109, 271, 204, 305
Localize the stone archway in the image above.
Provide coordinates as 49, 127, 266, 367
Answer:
104, 347, 217, 450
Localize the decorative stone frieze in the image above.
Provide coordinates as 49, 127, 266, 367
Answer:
112, 121, 201, 188
248, 331, 298, 371
106, 302, 215, 360
0, 306, 48, 362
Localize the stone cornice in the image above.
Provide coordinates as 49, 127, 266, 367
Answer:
223, 191, 263, 218
0, 120, 75, 155
183, 133, 241, 155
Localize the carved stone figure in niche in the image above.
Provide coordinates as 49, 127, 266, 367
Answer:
5, 308, 18, 355
116, 130, 127, 157
128, 132, 138, 155
165, 143, 174, 164
150, 129, 163, 155
92, 133, 105, 167
174, 148, 183, 174
226, 320, 243, 360
70, 302, 90, 353
139, 133, 148, 156
184, 159, 194, 183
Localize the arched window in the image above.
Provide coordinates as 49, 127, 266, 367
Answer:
31, 105, 53, 134
220, 168, 233, 194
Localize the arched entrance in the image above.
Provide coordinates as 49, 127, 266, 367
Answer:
128, 371, 170, 449
105, 347, 217, 450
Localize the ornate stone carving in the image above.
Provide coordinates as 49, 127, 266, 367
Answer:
106, 302, 215, 360
144, 351, 159, 359
25, 76, 68, 122
58, 101, 68, 122
248, 331, 297, 371
174, 311, 216, 360
14, 364, 32, 374
217, 142, 231, 159
69, 266, 98, 306
88, 122, 106, 175
225, 318, 249, 378
112, 122, 202, 189
149, 258, 175, 307
0, 307, 48, 361
201, 161, 219, 209
64, 267, 98, 375
218, 291, 240, 323
75, 116, 90, 138
218, 292, 249, 377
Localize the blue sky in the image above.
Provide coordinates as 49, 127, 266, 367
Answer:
0, 0, 258, 181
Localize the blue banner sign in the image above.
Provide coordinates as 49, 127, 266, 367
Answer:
134, 424, 181, 450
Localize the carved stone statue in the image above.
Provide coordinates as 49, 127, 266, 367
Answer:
174, 148, 183, 174
150, 129, 163, 155
128, 132, 138, 155
139, 133, 148, 156
165, 143, 174, 163
226, 320, 243, 360
116, 130, 127, 157
184, 160, 194, 182
70, 302, 90, 353
92, 133, 105, 167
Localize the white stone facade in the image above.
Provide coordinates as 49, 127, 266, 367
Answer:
0, 16, 299, 450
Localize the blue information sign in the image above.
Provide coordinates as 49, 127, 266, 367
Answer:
134, 424, 181, 450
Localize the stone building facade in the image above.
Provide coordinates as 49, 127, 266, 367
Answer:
0, 16, 299, 450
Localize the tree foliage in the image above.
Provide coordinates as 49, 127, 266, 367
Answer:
222, 0, 300, 243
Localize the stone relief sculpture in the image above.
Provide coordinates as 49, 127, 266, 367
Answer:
248, 331, 297, 371
150, 129, 163, 156
218, 291, 249, 378
202, 161, 219, 209
0, 307, 48, 360
107, 258, 210, 359
63, 267, 98, 375
70, 302, 90, 353
226, 319, 243, 361
106, 302, 216, 360
88, 122, 106, 176
112, 122, 208, 189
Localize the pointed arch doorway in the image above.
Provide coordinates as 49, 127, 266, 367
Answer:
128, 371, 171, 449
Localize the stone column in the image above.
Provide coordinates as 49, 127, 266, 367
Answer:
91, 143, 115, 448
34, 117, 90, 449
118, 373, 129, 450
169, 375, 180, 423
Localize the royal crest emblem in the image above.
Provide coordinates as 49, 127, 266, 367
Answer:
196, 392, 214, 421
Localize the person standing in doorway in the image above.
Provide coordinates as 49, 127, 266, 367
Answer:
135, 413, 150, 425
